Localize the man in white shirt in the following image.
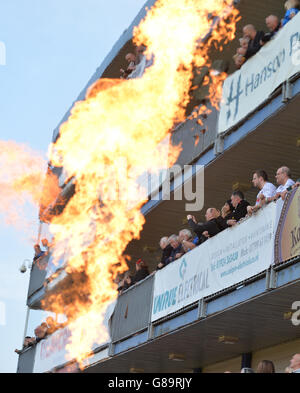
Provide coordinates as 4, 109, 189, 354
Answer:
289, 353, 300, 373
247, 169, 276, 215
274, 166, 295, 197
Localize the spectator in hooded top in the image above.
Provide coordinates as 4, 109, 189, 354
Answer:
131, 259, 149, 285
243, 25, 265, 60
261, 15, 281, 45
282, 0, 300, 27
157, 236, 173, 270
187, 208, 227, 240
247, 170, 276, 215
165, 235, 184, 265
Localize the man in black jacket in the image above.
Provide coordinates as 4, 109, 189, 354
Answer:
243, 25, 265, 60
227, 190, 250, 227
187, 208, 227, 240
157, 236, 173, 270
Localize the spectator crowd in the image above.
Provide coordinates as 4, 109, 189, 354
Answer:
233, 0, 299, 69
117, 166, 299, 294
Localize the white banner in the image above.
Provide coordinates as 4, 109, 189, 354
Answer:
151, 203, 277, 321
218, 13, 300, 134
33, 301, 115, 373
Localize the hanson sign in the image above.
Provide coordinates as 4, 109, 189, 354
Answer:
218, 12, 300, 134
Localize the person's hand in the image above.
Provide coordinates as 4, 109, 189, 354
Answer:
157, 262, 164, 269
227, 219, 237, 226
175, 253, 183, 259
187, 215, 193, 221
280, 191, 288, 200
247, 205, 254, 215
237, 47, 246, 55
203, 231, 210, 238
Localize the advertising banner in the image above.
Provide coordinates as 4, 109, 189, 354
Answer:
151, 202, 277, 321
275, 187, 300, 264
218, 13, 300, 134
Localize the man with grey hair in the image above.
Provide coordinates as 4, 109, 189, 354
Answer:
157, 236, 173, 270
243, 24, 265, 59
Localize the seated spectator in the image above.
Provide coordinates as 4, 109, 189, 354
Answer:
243, 25, 265, 60
227, 191, 250, 226
221, 200, 234, 221
165, 235, 184, 265
178, 229, 197, 253
289, 353, 300, 373
157, 236, 173, 270
120, 53, 136, 79
34, 324, 48, 343
131, 259, 149, 285
282, 0, 300, 27
33, 244, 45, 262
233, 53, 245, 69
247, 170, 276, 215
261, 15, 281, 45
256, 360, 275, 373
187, 208, 227, 240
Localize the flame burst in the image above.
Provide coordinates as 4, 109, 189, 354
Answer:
43, 0, 239, 366
0, 140, 59, 237
0, 0, 239, 368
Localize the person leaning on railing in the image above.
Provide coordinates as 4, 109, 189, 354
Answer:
187, 208, 227, 239
131, 259, 149, 285
247, 169, 276, 216
157, 236, 173, 270
263, 166, 295, 203
226, 191, 250, 227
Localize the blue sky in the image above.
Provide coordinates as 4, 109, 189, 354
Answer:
0, 0, 146, 373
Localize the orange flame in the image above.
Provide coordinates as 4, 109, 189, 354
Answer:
42, 0, 239, 367
0, 0, 240, 368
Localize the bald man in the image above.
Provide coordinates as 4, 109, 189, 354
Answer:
187, 208, 227, 240
290, 353, 300, 373
266, 166, 295, 202
243, 24, 265, 59
261, 15, 281, 45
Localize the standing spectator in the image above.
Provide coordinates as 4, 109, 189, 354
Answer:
256, 360, 275, 373
120, 53, 136, 79
157, 237, 173, 270
282, 0, 300, 27
289, 353, 300, 373
227, 191, 250, 226
247, 170, 276, 215
275, 166, 295, 195
243, 25, 265, 60
261, 15, 281, 45
131, 259, 149, 285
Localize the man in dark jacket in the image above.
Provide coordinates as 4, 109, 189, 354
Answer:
131, 259, 149, 285
187, 208, 228, 240
243, 25, 265, 59
227, 190, 250, 226
157, 236, 173, 270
